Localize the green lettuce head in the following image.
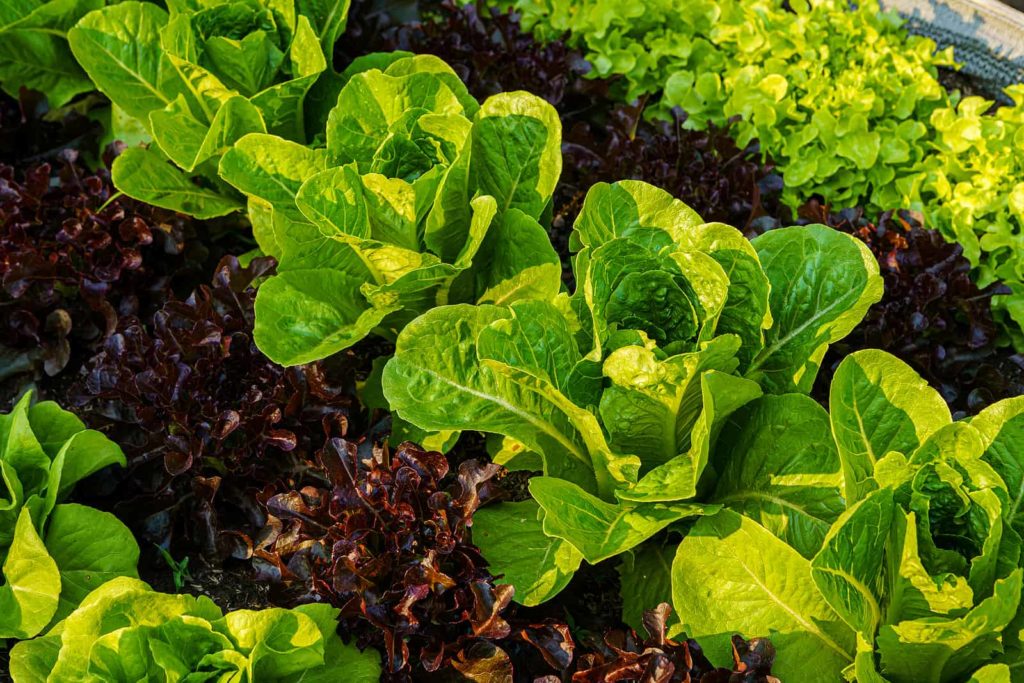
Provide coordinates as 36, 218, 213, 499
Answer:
665, 351, 1024, 683
0, 392, 137, 640
217, 54, 563, 366
68, 0, 341, 218
694, 349, 1024, 683
381, 181, 884, 680
10, 578, 381, 682
853, 386, 1024, 683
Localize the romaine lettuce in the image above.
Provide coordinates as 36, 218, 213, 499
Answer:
217, 54, 563, 365
67, 0, 342, 218
381, 181, 883, 680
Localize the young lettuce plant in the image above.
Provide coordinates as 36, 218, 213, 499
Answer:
66, 0, 342, 218
673, 350, 1024, 683
0, 392, 138, 640
217, 54, 563, 365
382, 180, 882, 678
9, 577, 382, 682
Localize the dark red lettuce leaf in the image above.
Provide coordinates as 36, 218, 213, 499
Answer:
69, 256, 359, 560
571, 604, 777, 683
258, 441, 779, 682
0, 152, 219, 403
258, 439, 510, 679
0, 90, 250, 406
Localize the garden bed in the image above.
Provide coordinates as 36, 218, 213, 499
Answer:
1, 1, 1023, 682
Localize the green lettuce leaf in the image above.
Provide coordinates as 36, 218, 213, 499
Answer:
0, 0, 102, 107
384, 303, 612, 494
811, 488, 895, 637
830, 349, 951, 503
531, 476, 712, 563
0, 393, 134, 640
13, 577, 381, 682
613, 364, 762, 503
671, 509, 855, 679
472, 500, 582, 606
707, 393, 845, 558
44, 504, 140, 623
747, 224, 883, 394
0, 508, 60, 639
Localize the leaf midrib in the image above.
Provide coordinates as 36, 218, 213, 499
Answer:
410, 364, 590, 468
714, 490, 832, 528
734, 559, 853, 662
75, 29, 170, 108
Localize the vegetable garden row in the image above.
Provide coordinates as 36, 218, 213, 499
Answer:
1, 0, 1023, 681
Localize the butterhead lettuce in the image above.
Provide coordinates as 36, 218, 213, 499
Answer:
0, 392, 137, 641
9, 577, 381, 682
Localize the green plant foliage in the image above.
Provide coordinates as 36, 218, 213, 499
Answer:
388, 239, 1024, 680
9, 577, 381, 682
382, 180, 883, 678
0, 0, 103, 107
922, 86, 1024, 343
493, 0, 953, 209
218, 54, 563, 365
676, 350, 1024, 683
0, 392, 137, 641
489, 0, 1024, 344
66, 0, 342, 217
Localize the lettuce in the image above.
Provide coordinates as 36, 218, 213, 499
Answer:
674, 350, 1024, 683
9, 577, 381, 682
66, 0, 342, 218
217, 54, 562, 365
383, 182, 1024, 677
382, 180, 883, 678
490, 0, 953, 210
919, 86, 1024, 345
0, 392, 137, 640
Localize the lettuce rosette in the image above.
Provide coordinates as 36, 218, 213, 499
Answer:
9, 577, 381, 682
0, 392, 137, 641
381, 180, 885, 679
809, 350, 1024, 682
667, 350, 1024, 683
67, 0, 343, 218
216, 54, 563, 366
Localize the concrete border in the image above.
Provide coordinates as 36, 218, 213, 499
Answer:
881, 0, 1024, 94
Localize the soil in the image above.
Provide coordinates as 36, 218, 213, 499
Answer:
938, 66, 1006, 104
139, 545, 271, 613
519, 560, 626, 634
